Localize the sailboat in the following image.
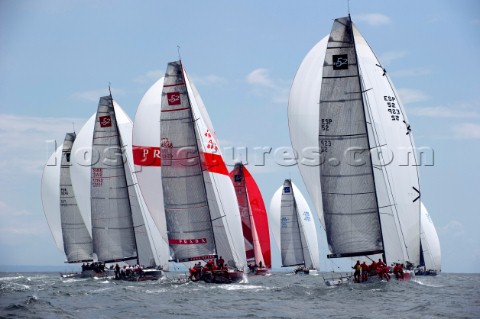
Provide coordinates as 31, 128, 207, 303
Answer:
269, 179, 320, 275
42, 133, 94, 277
416, 202, 441, 276
229, 163, 271, 275
84, 94, 166, 280
288, 15, 421, 284
132, 60, 246, 283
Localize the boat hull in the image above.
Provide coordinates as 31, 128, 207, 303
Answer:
254, 268, 269, 276
195, 270, 244, 284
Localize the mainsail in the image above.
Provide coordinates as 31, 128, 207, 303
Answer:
269, 180, 319, 269
60, 133, 93, 263
90, 95, 138, 263
230, 163, 271, 268
288, 15, 421, 265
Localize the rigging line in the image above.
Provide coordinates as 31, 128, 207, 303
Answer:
177, 45, 181, 62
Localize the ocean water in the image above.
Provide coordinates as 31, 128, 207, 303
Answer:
1, 272, 479, 319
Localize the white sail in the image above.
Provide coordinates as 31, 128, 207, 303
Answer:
288, 37, 328, 230
288, 16, 421, 266
41, 144, 64, 252
185, 69, 246, 269
60, 133, 93, 263
132, 77, 170, 259
354, 25, 421, 265
269, 180, 319, 269
70, 113, 96, 237
420, 202, 441, 271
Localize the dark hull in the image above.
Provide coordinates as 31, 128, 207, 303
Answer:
193, 270, 244, 284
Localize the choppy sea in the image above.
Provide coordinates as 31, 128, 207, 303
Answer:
1, 271, 479, 319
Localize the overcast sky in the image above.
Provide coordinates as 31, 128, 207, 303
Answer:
0, 0, 479, 273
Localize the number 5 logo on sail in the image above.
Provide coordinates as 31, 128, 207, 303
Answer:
167, 92, 181, 105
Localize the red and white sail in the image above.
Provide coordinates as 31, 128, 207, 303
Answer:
230, 163, 271, 268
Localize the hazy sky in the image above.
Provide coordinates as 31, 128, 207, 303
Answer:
1, 0, 479, 273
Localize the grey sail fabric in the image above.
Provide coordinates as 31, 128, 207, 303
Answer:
60, 133, 93, 263
319, 16, 383, 258
91, 96, 137, 263
280, 180, 305, 267
160, 61, 216, 262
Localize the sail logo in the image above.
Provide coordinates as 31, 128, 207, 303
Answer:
161, 137, 173, 148
333, 54, 348, 70
303, 211, 311, 221
167, 92, 181, 105
99, 115, 112, 127
204, 129, 218, 151
169, 238, 207, 245
281, 217, 288, 228
283, 186, 291, 193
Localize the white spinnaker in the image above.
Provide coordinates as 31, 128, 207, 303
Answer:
354, 24, 421, 265
268, 181, 319, 269
268, 185, 282, 263
185, 71, 246, 269
293, 182, 320, 270
70, 113, 96, 236
132, 77, 169, 254
288, 36, 328, 230
41, 144, 64, 252
420, 202, 441, 271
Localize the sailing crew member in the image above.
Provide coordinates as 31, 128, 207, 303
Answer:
259, 261, 263, 268
352, 260, 361, 283
361, 261, 369, 282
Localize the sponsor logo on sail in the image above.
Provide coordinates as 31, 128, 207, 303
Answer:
169, 238, 207, 245
99, 115, 112, 127
333, 54, 348, 70
167, 92, 181, 105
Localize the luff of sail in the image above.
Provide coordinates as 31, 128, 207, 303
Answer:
160, 61, 217, 262
60, 133, 93, 263
319, 16, 384, 258
91, 96, 138, 263
230, 163, 271, 268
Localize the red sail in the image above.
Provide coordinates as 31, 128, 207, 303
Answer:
230, 164, 271, 268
